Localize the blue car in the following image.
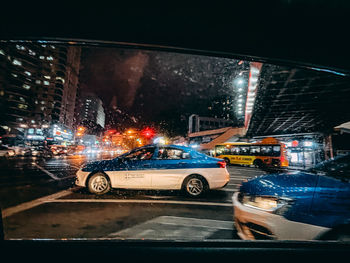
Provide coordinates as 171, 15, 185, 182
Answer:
76, 144, 229, 197
233, 154, 350, 240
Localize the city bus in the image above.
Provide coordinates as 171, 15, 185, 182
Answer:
214, 137, 289, 168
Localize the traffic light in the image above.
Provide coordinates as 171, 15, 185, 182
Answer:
141, 127, 155, 139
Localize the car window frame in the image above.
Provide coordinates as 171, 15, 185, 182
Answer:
2, 12, 349, 254
156, 146, 191, 160
121, 146, 156, 161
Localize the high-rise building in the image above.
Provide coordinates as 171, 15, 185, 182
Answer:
0, 43, 81, 136
76, 92, 105, 130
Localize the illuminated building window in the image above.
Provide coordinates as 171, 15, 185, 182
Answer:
43, 80, 50, 85
41, 44, 46, 47
44, 75, 51, 79
22, 84, 31, 90
46, 56, 53, 61
0, 49, 5, 55
24, 71, 31, 76
39, 56, 45, 60
41, 101, 45, 105
50, 45, 55, 49
55, 77, 65, 84
11, 73, 18, 78
18, 103, 28, 109
28, 49, 36, 56
35, 80, 41, 84
12, 59, 22, 66
16, 45, 25, 50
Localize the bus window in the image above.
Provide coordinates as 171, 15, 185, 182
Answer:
250, 146, 260, 156
231, 146, 240, 155
272, 146, 281, 157
240, 146, 250, 155
261, 146, 272, 156
215, 145, 225, 155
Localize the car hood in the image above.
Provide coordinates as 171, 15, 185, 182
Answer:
240, 171, 319, 198
82, 159, 114, 172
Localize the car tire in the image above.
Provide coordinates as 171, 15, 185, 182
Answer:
87, 172, 111, 195
253, 159, 264, 168
223, 157, 230, 165
182, 175, 208, 197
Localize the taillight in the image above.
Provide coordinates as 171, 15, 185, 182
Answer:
218, 161, 226, 168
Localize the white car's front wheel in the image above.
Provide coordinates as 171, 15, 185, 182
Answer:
87, 172, 111, 195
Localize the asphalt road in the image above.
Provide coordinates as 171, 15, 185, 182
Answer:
0, 154, 267, 240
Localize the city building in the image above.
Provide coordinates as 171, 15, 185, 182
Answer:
208, 95, 235, 121
188, 126, 246, 154
75, 91, 105, 132
188, 114, 234, 134
0, 42, 81, 144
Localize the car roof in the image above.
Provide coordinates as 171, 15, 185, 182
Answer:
134, 144, 192, 151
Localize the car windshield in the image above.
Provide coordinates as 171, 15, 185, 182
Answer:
1, 41, 350, 242
308, 154, 350, 175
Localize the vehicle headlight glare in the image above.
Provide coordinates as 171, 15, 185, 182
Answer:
241, 194, 291, 212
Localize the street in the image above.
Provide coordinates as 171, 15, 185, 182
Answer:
1, 155, 266, 240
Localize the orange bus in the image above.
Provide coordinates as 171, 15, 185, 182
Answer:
214, 137, 289, 168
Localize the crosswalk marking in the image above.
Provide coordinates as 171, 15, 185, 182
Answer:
32, 163, 60, 180
108, 216, 233, 240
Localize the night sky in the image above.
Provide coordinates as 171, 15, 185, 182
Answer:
79, 46, 250, 136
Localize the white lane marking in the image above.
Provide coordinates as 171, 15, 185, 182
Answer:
108, 216, 233, 239
154, 216, 233, 229
32, 163, 60, 180
47, 199, 232, 207
2, 188, 75, 218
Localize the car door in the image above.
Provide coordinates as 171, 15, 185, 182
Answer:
117, 147, 155, 189
310, 156, 350, 227
152, 147, 191, 189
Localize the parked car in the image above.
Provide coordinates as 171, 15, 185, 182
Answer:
50, 145, 68, 156
76, 144, 229, 196
0, 145, 16, 157
8, 145, 31, 156
233, 154, 350, 240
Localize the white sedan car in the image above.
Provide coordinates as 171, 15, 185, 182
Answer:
76, 144, 229, 197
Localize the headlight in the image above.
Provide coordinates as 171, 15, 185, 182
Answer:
239, 193, 292, 212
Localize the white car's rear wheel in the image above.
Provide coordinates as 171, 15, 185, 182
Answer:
183, 175, 207, 197
87, 172, 111, 195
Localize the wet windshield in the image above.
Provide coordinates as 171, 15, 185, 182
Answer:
1, 41, 350, 241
